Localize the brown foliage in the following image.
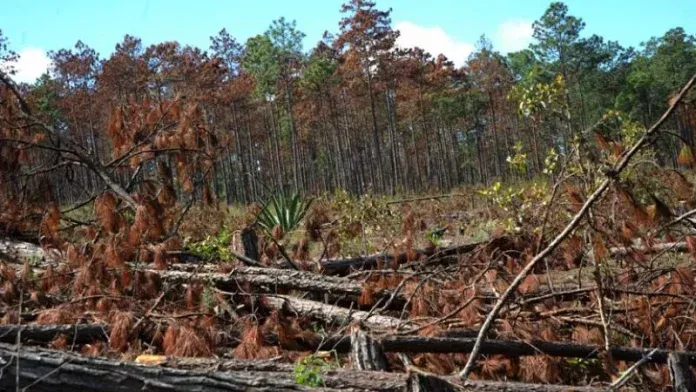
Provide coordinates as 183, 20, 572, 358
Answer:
95, 193, 120, 234
305, 203, 330, 241
81, 342, 105, 357
109, 311, 134, 352
358, 284, 374, 306
519, 356, 562, 384
40, 203, 61, 241
0, 26, 695, 390
293, 237, 310, 261
163, 322, 215, 357
232, 320, 277, 359
153, 244, 168, 270
36, 307, 74, 325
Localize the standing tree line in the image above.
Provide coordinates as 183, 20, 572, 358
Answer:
1, 0, 696, 211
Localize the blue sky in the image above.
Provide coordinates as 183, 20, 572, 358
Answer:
2, 0, 695, 83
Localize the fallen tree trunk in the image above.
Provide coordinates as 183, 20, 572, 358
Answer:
262, 294, 414, 330
0, 324, 108, 344
0, 341, 402, 391
152, 267, 405, 307
320, 237, 694, 276
312, 335, 695, 365
0, 342, 608, 391
319, 241, 491, 276
0, 238, 61, 265
411, 373, 606, 392
5, 323, 692, 367
384, 193, 467, 205
609, 241, 688, 257
374, 336, 696, 365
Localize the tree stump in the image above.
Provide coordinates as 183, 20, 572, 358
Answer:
241, 226, 259, 262
350, 327, 388, 371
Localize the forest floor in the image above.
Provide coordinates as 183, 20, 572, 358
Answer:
3, 185, 696, 391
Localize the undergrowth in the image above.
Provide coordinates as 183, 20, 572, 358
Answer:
293, 354, 337, 388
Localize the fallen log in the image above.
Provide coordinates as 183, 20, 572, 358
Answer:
158, 267, 386, 298
0, 238, 61, 265
319, 240, 493, 276
2, 235, 691, 277
317, 236, 692, 277
373, 336, 696, 365
262, 294, 414, 330
609, 241, 688, 256
6, 324, 685, 367
0, 342, 402, 391
0, 342, 609, 391
312, 335, 695, 365
385, 193, 467, 205
152, 267, 405, 307
0, 324, 108, 344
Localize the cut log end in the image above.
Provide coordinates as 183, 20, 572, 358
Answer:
350, 327, 388, 371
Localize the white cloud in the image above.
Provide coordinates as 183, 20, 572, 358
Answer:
394, 21, 474, 67
495, 20, 533, 53
6, 48, 52, 84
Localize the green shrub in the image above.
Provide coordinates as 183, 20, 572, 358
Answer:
187, 227, 233, 261
293, 354, 331, 387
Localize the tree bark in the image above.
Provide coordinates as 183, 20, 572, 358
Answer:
669, 352, 696, 392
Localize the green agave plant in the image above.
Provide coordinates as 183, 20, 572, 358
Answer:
255, 189, 313, 235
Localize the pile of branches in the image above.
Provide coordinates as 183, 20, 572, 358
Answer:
2, 61, 696, 391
